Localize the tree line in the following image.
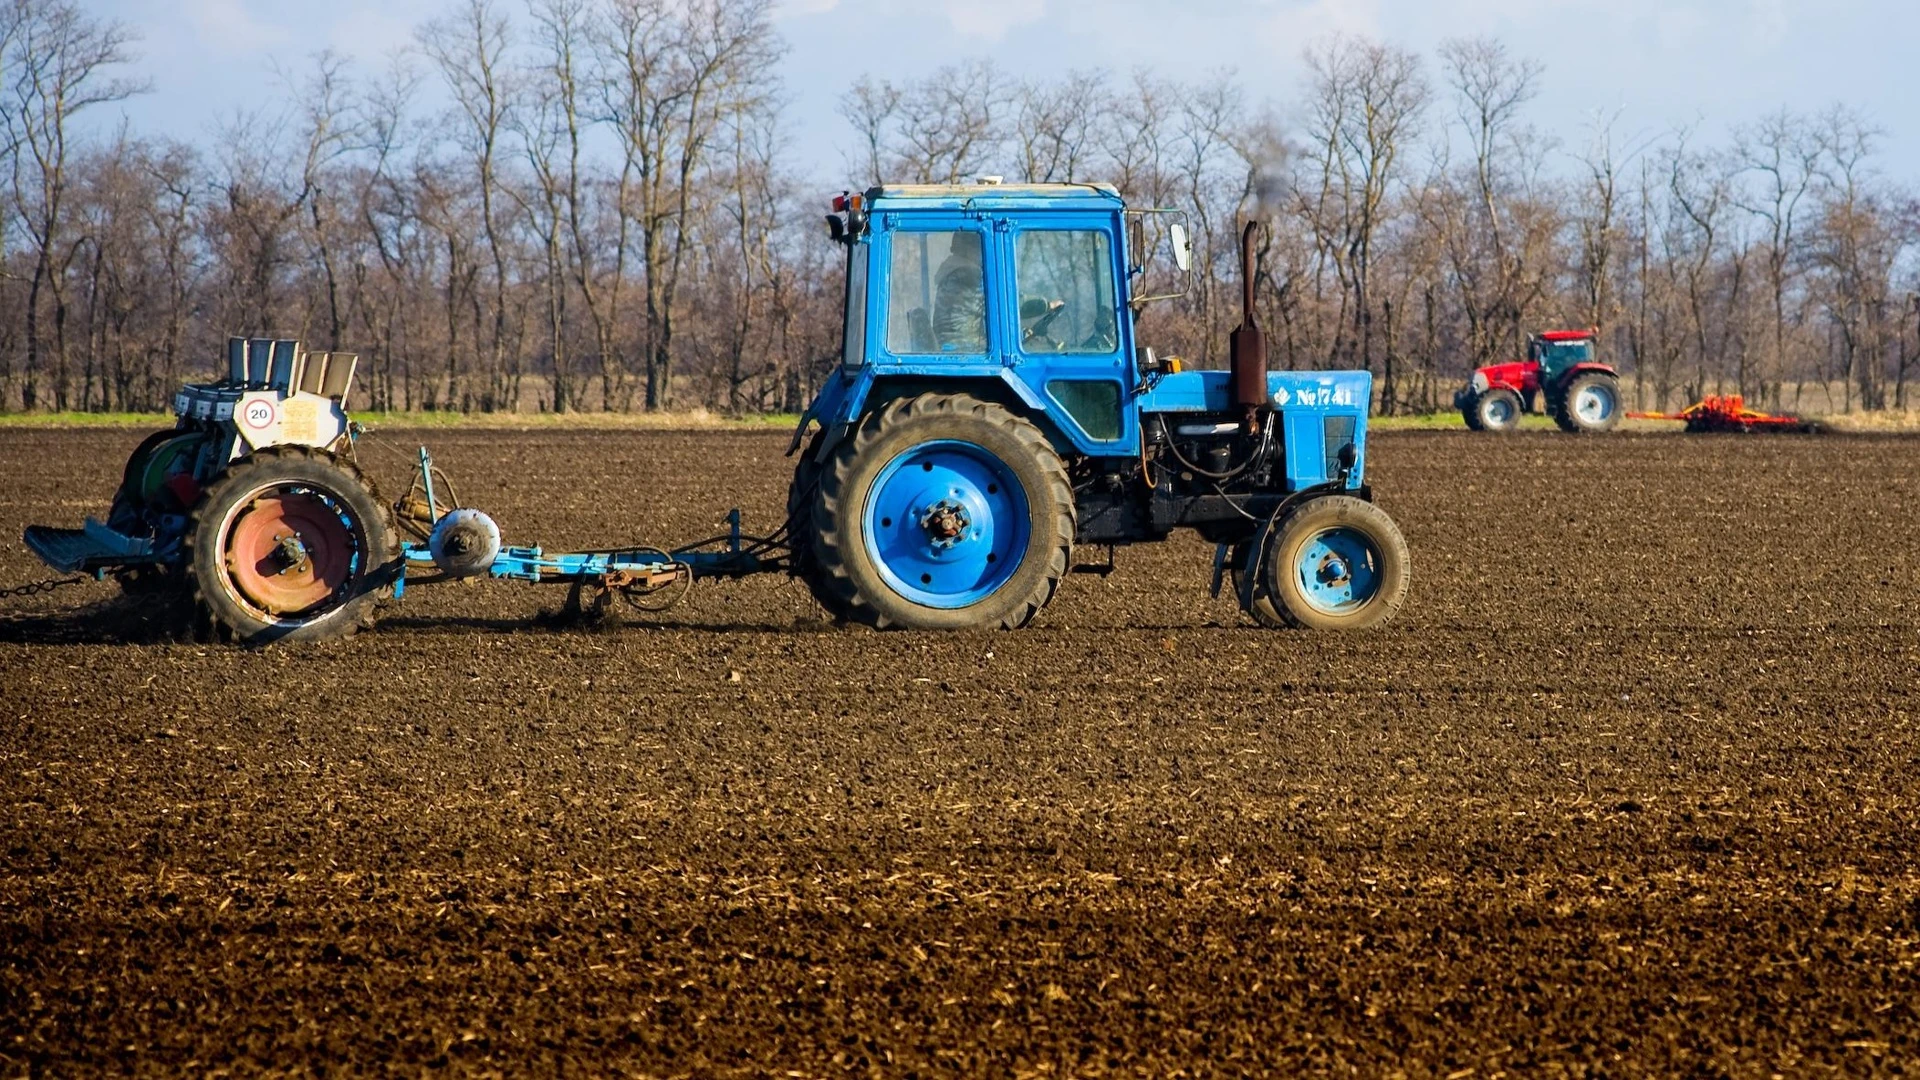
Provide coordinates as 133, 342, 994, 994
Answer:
1, 0, 1915, 415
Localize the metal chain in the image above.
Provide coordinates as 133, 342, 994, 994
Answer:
0, 575, 89, 601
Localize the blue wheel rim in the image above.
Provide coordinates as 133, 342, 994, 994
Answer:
862, 439, 1027, 609
1293, 526, 1382, 616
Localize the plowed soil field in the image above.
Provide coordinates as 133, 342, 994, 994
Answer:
2, 427, 1917, 1076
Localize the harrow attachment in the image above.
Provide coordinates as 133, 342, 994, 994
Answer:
1627, 394, 1821, 434
393, 450, 781, 618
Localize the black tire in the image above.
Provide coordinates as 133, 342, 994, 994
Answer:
1244, 496, 1409, 631
185, 446, 396, 645
786, 430, 857, 622
1461, 405, 1485, 431
1554, 373, 1622, 434
808, 393, 1074, 630
1471, 388, 1523, 433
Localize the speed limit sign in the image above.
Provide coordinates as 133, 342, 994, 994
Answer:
241, 398, 277, 430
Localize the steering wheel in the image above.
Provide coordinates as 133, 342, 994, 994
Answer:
1022, 298, 1069, 351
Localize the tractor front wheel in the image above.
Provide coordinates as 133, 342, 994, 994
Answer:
186, 446, 396, 645
1241, 496, 1409, 631
807, 393, 1074, 630
1554, 373, 1622, 433
1470, 388, 1523, 433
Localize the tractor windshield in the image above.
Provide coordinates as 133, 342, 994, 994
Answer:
1537, 337, 1592, 375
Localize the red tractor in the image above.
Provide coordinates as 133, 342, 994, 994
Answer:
1455, 329, 1622, 434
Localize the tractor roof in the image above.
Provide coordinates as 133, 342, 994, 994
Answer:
1537, 329, 1596, 342
864, 182, 1123, 211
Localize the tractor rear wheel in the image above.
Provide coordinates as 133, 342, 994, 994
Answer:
185, 446, 396, 645
808, 393, 1074, 630
786, 430, 857, 623
1554, 373, 1621, 433
1243, 496, 1408, 630
1471, 388, 1523, 433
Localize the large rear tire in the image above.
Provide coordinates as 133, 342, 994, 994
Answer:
808, 393, 1074, 630
1554, 373, 1621, 433
185, 446, 396, 645
786, 430, 857, 622
1244, 496, 1409, 630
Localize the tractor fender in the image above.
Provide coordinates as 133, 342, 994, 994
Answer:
801, 370, 1069, 464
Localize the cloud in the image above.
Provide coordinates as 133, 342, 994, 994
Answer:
775, 0, 846, 16
937, 0, 1050, 38
182, 0, 290, 52
322, 5, 431, 62
1256, 0, 1385, 54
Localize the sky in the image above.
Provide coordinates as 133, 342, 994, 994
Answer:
87, 0, 1916, 190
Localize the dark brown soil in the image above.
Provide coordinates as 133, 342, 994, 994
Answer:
2, 427, 1917, 1076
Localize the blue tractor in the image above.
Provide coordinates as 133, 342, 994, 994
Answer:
787, 181, 1408, 631
19, 182, 1408, 643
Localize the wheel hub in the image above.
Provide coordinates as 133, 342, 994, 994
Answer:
918, 498, 972, 548
1577, 386, 1614, 421
862, 440, 1027, 610
225, 490, 354, 616
1293, 526, 1381, 616
1316, 553, 1351, 586
271, 532, 310, 571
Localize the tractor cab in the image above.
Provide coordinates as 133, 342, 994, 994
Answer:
819, 182, 1147, 453
1530, 330, 1596, 382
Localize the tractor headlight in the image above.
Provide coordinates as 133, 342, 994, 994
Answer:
1470, 371, 1489, 393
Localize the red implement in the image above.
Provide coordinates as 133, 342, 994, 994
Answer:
1627, 395, 1820, 434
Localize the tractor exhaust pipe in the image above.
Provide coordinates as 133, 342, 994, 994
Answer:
1229, 220, 1267, 426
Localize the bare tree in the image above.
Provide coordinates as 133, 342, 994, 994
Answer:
601, 0, 779, 410
1573, 110, 1630, 343
1, 0, 144, 410
1810, 106, 1893, 411
1434, 35, 1546, 366
837, 74, 898, 188
1012, 70, 1106, 184
1731, 108, 1820, 398
1297, 34, 1431, 375
417, 0, 517, 410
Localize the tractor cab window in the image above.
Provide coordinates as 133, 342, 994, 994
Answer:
842, 242, 868, 367
1537, 338, 1593, 373
1014, 230, 1118, 354
887, 230, 986, 354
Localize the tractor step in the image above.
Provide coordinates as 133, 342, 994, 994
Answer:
22, 520, 158, 574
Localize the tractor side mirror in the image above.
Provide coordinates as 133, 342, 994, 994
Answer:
1169, 223, 1192, 272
